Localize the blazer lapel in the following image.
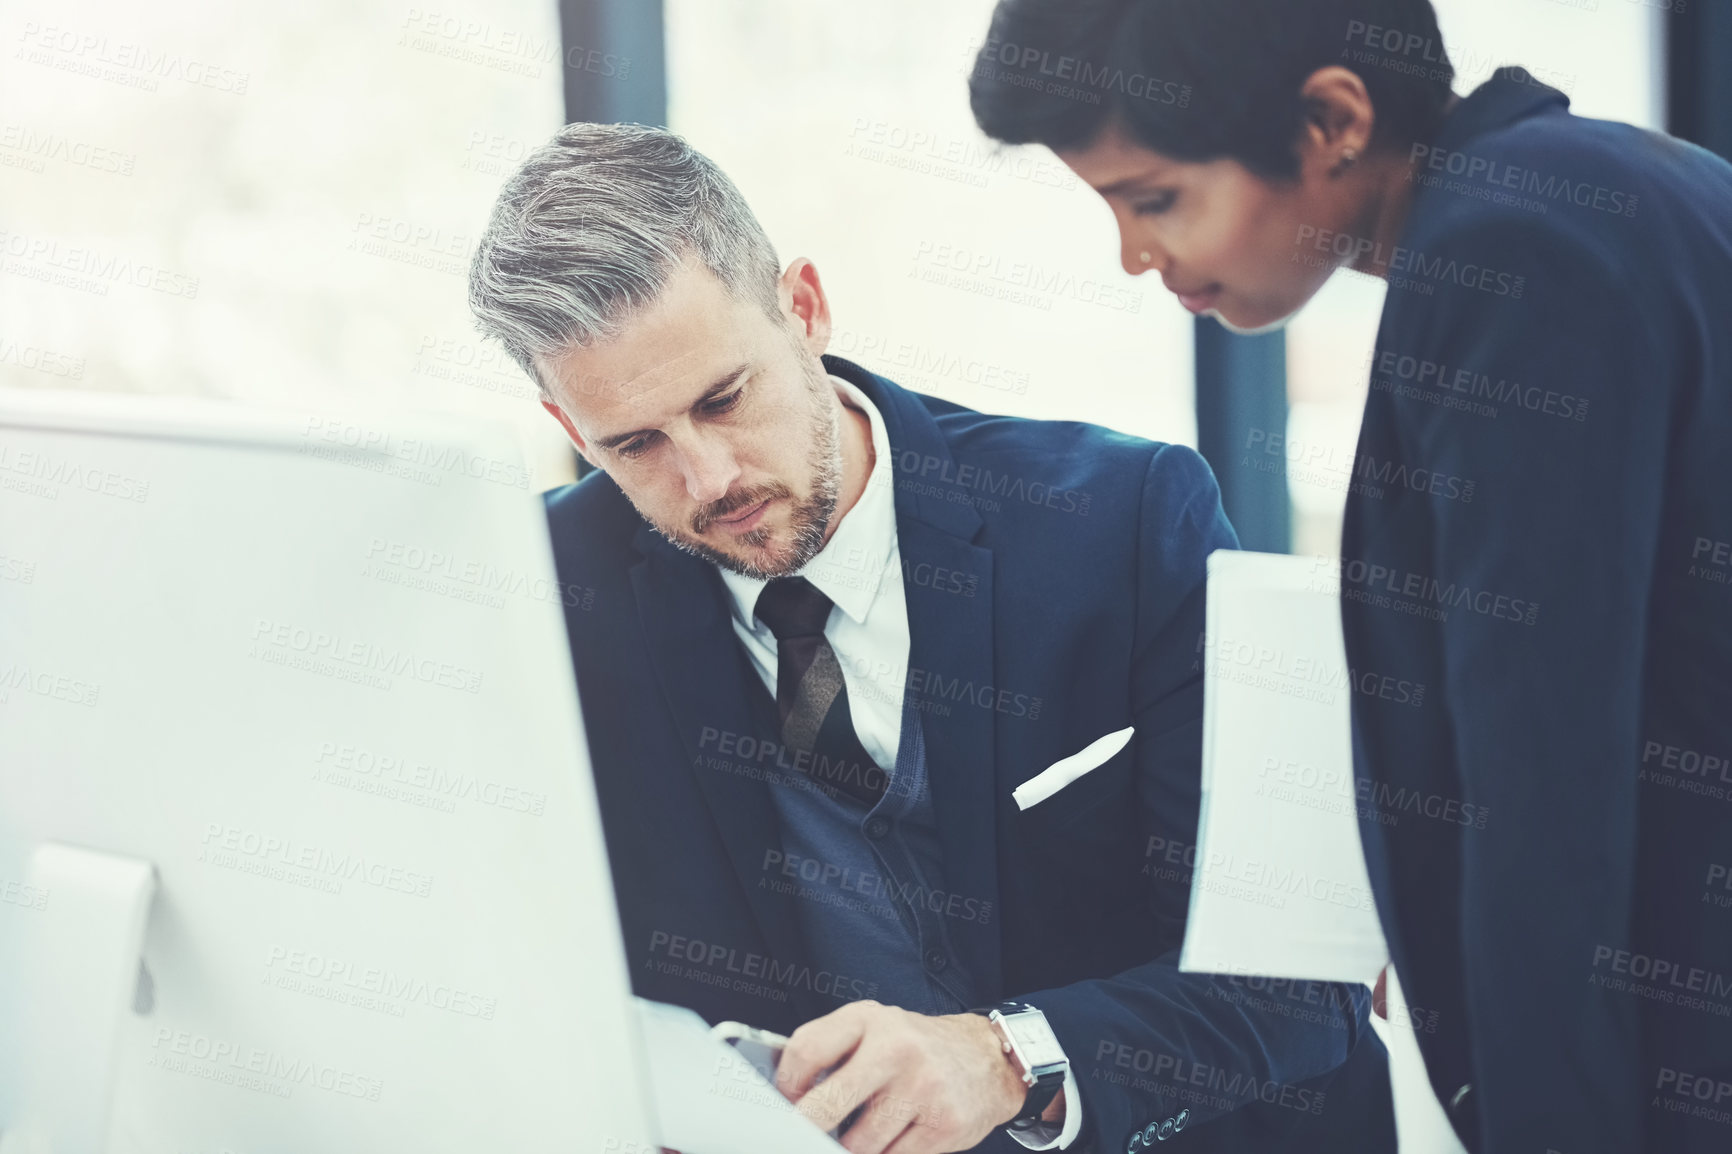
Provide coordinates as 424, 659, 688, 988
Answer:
829, 354, 1007, 1002
900, 519, 1005, 1002
628, 527, 817, 1012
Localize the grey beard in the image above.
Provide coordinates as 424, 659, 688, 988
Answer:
652, 361, 844, 580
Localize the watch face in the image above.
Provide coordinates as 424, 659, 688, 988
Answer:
1003, 1014, 1067, 1069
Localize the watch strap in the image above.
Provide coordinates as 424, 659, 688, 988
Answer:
1007, 1068, 1066, 1132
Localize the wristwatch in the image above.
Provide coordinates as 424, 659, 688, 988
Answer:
973, 1001, 1069, 1134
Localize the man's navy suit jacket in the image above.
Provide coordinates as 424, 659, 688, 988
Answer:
547, 355, 1392, 1152
1343, 70, 1732, 1153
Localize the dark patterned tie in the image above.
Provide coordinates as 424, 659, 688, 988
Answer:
753, 577, 888, 808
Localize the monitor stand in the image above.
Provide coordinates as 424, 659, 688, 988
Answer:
1, 844, 157, 1154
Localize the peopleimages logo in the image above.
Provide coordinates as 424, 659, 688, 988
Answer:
1317, 556, 1540, 626
697, 726, 894, 800
1258, 756, 1488, 829
0, 123, 136, 175
199, 823, 435, 898
313, 740, 548, 816
1590, 945, 1732, 1015
910, 240, 1143, 314
1091, 1044, 1326, 1115
1341, 21, 1575, 95
1704, 863, 1732, 911
1690, 537, 1732, 589
0, 334, 85, 378
646, 930, 878, 1004
829, 327, 1032, 397
249, 617, 485, 694
0, 662, 101, 708
1243, 428, 1475, 504
905, 665, 1043, 719
1365, 347, 1590, 423
844, 118, 1077, 192
0, 440, 150, 502
263, 944, 498, 1019
148, 1028, 382, 1101
1639, 738, 1732, 804
1654, 1067, 1732, 1128
1194, 629, 1427, 709
363, 537, 594, 610
396, 8, 631, 82
15, 21, 251, 95
966, 38, 1191, 108
760, 849, 993, 925
1293, 225, 1526, 298
890, 449, 1090, 516
1193, 851, 1377, 914
0, 227, 200, 298
1410, 143, 1639, 218
301, 417, 529, 490
0, 877, 50, 911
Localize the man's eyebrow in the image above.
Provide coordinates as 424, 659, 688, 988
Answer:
593, 364, 751, 451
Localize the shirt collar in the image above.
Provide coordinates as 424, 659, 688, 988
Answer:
1431, 66, 1571, 157
719, 374, 896, 631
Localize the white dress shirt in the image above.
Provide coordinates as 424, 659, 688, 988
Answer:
718, 375, 1080, 1150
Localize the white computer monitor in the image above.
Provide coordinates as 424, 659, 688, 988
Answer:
0, 387, 657, 1154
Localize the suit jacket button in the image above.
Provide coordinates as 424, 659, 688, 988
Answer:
1159, 1119, 1175, 1140
1174, 1108, 1189, 1131
865, 816, 890, 839
923, 949, 947, 973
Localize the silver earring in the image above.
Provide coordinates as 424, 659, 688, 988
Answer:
1335, 148, 1360, 175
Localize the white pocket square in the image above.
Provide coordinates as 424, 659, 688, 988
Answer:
1012, 726, 1135, 811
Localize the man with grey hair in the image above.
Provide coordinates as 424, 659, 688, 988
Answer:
469, 122, 1395, 1154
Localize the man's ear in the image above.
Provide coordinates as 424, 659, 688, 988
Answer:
779, 257, 833, 358
541, 398, 600, 472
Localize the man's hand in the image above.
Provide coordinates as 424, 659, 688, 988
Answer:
774, 999, 1045, 1154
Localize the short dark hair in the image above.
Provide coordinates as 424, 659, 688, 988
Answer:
969, 0, 1456, 181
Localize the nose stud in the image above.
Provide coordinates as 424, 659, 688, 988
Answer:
1139, 251, 1152, 264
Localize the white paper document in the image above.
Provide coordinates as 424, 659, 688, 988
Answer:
634, 998, 845, 1154
1178, 551, 1389, 984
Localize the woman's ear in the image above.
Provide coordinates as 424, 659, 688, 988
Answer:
1297, 66, 1378, 171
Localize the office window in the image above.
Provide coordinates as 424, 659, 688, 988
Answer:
0, 0, 576, 487
665, 0, 1198, 449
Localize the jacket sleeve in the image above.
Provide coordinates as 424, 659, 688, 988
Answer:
1021, 443, 1375, 1149
1347, 213, 1668, 1153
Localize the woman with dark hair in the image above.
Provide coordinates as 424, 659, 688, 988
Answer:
971, 3, 1732, 1154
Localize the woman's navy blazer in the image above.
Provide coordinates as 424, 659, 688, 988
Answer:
1343, 67, 1732, 1154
